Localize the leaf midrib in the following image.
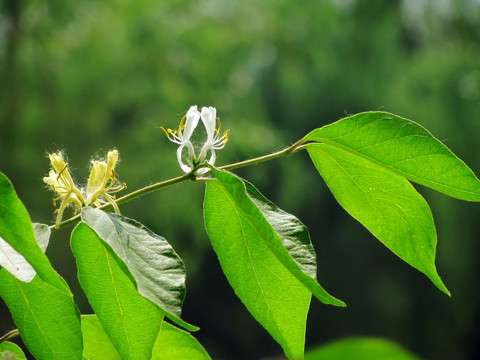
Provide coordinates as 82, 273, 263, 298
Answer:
103, 246, 134, 360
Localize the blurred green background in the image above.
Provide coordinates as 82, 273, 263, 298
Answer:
1, 0, 480, 359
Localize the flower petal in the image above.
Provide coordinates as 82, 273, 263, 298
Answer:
200, 106, 217, 141
176, 145, 193, 173
183, 106, 201, 141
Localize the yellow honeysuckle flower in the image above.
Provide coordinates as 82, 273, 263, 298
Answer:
43, 153, 84, 228
85, 150, 125, 214
44, 150, 125, 228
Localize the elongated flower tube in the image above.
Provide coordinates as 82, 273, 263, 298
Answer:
198, 106, 230, 168
43, 153, 85, 228
85, 150, 125, 214
161, 105, 229, 173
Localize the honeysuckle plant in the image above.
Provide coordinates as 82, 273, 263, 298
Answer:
0, 106, 479, 360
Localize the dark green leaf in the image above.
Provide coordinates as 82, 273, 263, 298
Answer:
152, 322, 211, 360
80, 207, 196, 331
204, 167, 343, 360
304, 111, 480, 201
0, 270, 82, 360
0, 172, 66, 290
0, 342, 27, 360
307, 143, 448, 294
305, 337, 421, 360
71, 223, 164, 360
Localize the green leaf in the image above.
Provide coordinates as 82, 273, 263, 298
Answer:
80, 315, 211, 360
81, 315, 120, 360
0, 270, 82, 360
152, 322, 211, 360
304, 111, 480, 201
0, 342, 27, 360
80, 207, 196, 331
244, 180, 317, 280
307, 143, 448, 294
71, 223, 164, 360
0, 172, 66, 290
305, 337, 421, 360
204, 167, 343, 360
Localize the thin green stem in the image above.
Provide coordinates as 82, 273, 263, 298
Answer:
0, 329, 20, 343
50, 171, 195, 230
220, 137, 305, 171
51, 138, 306, 231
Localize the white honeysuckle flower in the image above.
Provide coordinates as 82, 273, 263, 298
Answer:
161, 105, 229, 174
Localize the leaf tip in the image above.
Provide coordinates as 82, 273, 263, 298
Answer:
428, 270, 450, 297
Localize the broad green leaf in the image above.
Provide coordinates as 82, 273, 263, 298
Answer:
71, 223, 164, 360
204, 167, 343, 360
81, 315, 120, 360
80, 207, 196, 331
0, 172, 66, 290
207, 167, 344, 306
152, 322, 211, 360
0, 342, 27, 360
304, 111, 480, 201
307, 143, 448, 294
0, 270, 82, 360
305, 337, 421, 360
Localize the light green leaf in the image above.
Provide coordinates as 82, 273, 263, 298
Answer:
0, 342, 27, 360
305, 337, 421, 360
304, 111, 480, 201
71, 223, 164, 360
81, 315, 120, 360
80, 207, 196, 331
0, 172, 66, 290
204, 167, 343, 360
307, 143, 448, 294
152, 322, 211, 360
0, 270, 82, 360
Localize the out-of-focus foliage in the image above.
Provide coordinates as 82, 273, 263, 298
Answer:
305, 337, 421, 360
1, 0, 479, 359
